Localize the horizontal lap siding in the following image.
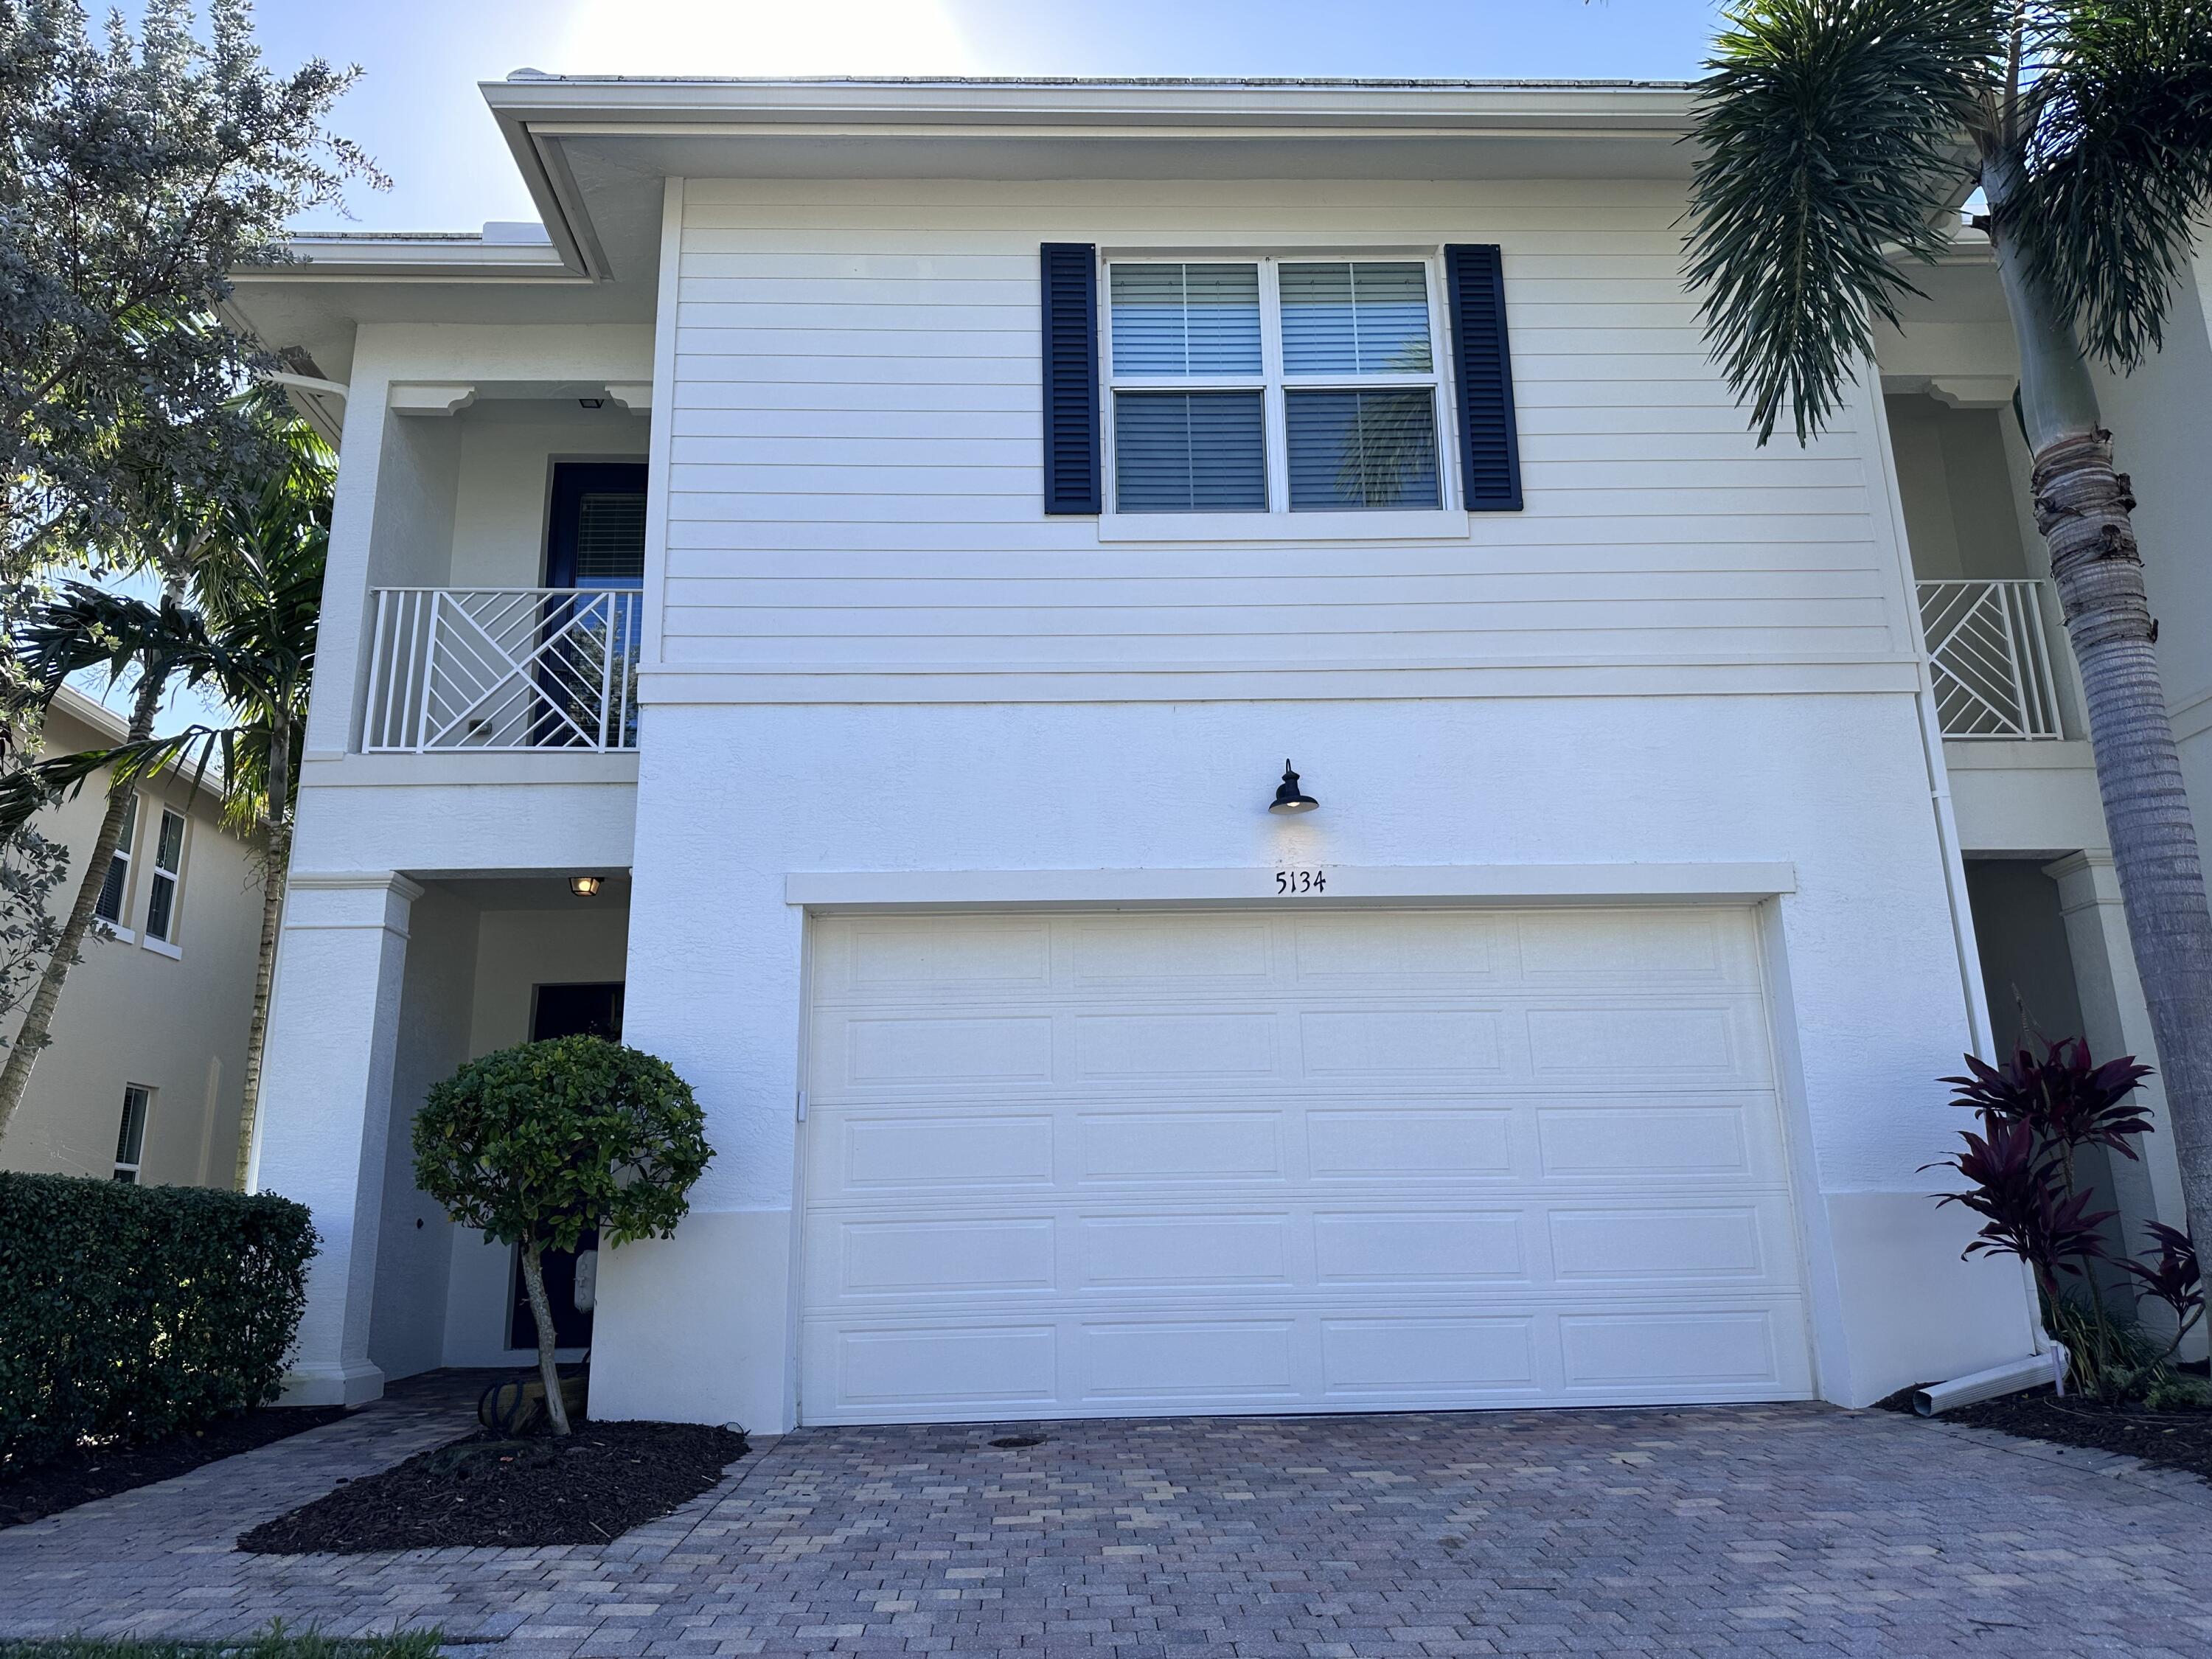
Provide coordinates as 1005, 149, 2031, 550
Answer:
664, 180, 1897, 685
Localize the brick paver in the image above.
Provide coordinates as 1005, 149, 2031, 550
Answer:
4, 1374, 2209, 1657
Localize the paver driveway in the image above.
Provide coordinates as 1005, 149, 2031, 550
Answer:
4, 1374, 2210, 1658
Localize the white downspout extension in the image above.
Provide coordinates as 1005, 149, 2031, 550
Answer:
1861, 365, 2051, 1362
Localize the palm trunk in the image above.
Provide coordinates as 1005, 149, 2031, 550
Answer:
232, 707, 293, 1191
1988, 155, 2212, 1253
518, 1239, 574, 1436
0, 661, 167, 1141
231, 815, 289, 1191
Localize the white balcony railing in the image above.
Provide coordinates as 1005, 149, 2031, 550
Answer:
365, 587, 641, 752
1918, 579, 2065, 740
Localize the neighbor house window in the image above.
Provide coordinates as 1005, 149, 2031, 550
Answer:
113, 1084, 151, 1182
1105, 257, 1447, 515
94, 794, 137, 926
142, 808, 185, 944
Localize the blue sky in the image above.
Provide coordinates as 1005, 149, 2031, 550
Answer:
251, 0, 1729, 234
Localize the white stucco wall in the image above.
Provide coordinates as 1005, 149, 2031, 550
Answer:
592, 692, 2038, 1430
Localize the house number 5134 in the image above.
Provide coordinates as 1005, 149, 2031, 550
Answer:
1276, 868, 1326, 895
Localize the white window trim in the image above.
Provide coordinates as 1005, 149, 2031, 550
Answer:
1096, 248, 1470, 543
140, 806, 187, 951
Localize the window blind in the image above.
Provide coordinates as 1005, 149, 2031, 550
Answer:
1279, 262, 1434, 375
1113, 391, 1267, 512
1287, 389, 1440, 511
1109, 263, 1262, 376
573, 492, 647, 583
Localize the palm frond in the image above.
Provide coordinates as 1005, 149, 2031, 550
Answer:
16, 582, 213, 696
0, 726, 229, 841
2011, 0, 2212, 368
1685, 0, 2003, 444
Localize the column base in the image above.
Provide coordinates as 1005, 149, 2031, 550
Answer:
280, 1359, 386, 1407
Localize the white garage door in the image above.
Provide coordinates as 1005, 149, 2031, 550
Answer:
799, 906, 1813, 1424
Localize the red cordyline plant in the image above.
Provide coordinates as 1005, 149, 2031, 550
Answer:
1929, 1036, 2202, 1398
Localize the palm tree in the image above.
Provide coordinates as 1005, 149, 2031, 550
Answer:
0, 400, 327, 1169
1683, 0, 2212, 1244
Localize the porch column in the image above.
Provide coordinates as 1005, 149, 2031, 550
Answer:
2044, 852, 2193, 1253
251, 871, 422, 1405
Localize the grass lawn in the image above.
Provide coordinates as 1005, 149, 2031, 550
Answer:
0, 1634, 443, 1659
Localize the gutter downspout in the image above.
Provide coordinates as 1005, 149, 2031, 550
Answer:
1860, 363, 2050, 1361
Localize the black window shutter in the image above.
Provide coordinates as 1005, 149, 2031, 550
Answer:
1040, 243, 1102, 515
1444, 244, 1523, 512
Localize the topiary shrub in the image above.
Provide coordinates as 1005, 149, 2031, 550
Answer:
411, 1037, 711, 1434
0, 1172, 318, 1472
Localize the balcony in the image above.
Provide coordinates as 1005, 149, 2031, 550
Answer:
365, 587, 641, 753
1918, 579, 2066, 741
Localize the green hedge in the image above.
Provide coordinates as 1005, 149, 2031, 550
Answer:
0, 1172, 319, 1472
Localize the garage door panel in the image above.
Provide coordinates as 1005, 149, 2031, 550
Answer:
1558, 1307, 1803, 1393
818, 1324, 1060, 1410
1307, 1107, 1517, 1180
1080, 1319, 1300, 1401
1290, 911, 1505, 981
830, 918, 1054, 996
830, 1111, 1057, 1193
1071, 916, 1274, 985
1535, 1102, 1765, 1180
1512, 907, 1750, 984
1077, 1214, 1294, 1288
1523, 1000, 1769, 1084
1297, 1007, 1509, 1077
1546, 1200, 1791, 1284
1077, 1110, 1285, 1182
1075, 1011, 1279, 1078
1313, 1209, 1528, 1284
800, 907, 1814, 1423
1321, 1315, 1542, 1396
815, 1214, 1058, 1297
833, 1012, 1057, 1087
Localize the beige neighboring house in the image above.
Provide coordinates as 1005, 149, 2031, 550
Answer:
0, 684, 264, 1186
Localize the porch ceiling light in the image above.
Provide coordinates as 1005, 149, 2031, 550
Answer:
569, 874, 605, 898
1268, 761, 1318, 815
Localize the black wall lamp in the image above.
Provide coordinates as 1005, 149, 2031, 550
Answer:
1269, 761, 1318, 815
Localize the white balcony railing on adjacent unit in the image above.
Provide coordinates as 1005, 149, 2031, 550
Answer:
1917, 578, 2066, 740
365, 587, 641, 752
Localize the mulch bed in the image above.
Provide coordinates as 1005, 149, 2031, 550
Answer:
1878, 1383, 2212, 1482
1, 1406, 349, 1528
237, 1419, 749, 1553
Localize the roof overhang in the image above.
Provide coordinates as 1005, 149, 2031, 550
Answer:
479, 76, 1701, 282
227, 77, 1703, 391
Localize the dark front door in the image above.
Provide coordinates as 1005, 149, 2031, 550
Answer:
535, 462, 647, 748
507, 981, 626, 1350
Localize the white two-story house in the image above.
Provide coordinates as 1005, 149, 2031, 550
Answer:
226, 77, 2212, 1433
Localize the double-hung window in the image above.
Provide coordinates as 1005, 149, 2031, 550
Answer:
1105, 257, 1449, 518
113, 1084, 151, 1182
142, 808, 185, 946
94, 795, 137, 928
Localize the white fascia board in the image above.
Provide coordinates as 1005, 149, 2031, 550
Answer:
478, 77, 1698, 133
479, 77, 1701, 282
231, 237, 591, 284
